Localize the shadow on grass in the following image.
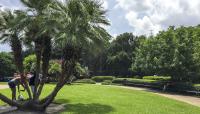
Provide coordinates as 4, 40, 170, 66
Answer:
63, 103, 114, 114
55, 99, 71, 104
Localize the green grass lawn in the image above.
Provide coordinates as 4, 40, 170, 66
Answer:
0, 82, 7, 85
1, 84, 200, 114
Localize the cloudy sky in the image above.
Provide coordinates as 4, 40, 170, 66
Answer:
1, 0, 200, 52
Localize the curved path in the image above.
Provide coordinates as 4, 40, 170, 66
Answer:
0, 85, 8, 90
112, 85, 200, 107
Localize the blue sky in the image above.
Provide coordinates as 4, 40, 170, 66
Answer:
1, 0, 200, 52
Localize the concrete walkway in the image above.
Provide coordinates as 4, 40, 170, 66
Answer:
114, 85, 200, 107
0, 85, 8, 90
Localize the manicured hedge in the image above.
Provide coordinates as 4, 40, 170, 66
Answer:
167, 82, 196, 92
92, 76, 115, 82
143, 76, 171, 81
101, 80, 112, 85
194, 84, 200, 91
74, 79, 96, 84
112, 78, 165, 89
112, 78, 156, 84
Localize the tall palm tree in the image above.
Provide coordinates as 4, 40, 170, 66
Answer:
20, 0, 54, 100
40, 0, 111, 107
0, 0, 110, 111
0, 10, 32, 99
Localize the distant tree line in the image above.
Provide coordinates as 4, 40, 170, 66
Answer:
82, 25, 200, 83
2, 25, 200, 83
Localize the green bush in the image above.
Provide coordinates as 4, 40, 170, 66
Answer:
74, 79, 96, 84
133, 75, 142, 79
92, 76, 115, 82
194, 84, 200, 91
101, 80, 112, 85
143, 76, 171, 81
112, 78, 128, 84
112, 78, 165, 89
112, 78, 156, 84
167, 82, 195, 92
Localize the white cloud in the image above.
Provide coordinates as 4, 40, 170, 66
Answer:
101, 0, 108, 10
0, 0, 24, 10
115, 0, 200, 35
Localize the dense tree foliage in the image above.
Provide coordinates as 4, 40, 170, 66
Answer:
0, 52, 16, 79
81, 26, 200, 83
81, 32, 144, 77
132, 26, 200, 82
23, 54, 36, 72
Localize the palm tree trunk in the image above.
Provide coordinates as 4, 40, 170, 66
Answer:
36, 37, 51, 99
41, 59, 75, 108
40, 45, 79, 108
33, 39, 43, 100
0, 93, 22, 107
10, 35, 32, 99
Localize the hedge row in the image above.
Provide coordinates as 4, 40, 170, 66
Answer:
143, 76, 171, 81
74, 79, 96, 84
194, 84, 200, 91
101, 80, 112, 85
91, 76, 115, 82
112, 78, 165, 89
112, 78, 198, 93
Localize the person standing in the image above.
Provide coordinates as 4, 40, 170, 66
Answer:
8, 73, 24, 100
28, 71, 36, 94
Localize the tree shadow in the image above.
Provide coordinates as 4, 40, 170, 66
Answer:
54, 99, 70, 104
63, 103, 115, 114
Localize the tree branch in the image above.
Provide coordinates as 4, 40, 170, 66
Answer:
0, 93, 21, 107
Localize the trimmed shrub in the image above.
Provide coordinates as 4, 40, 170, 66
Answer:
167, 82, 195, 92
112, 78, 156, 84
112, 78, 128, 84
194, 84, 200, 91
112, 78, 165, 89
102, 80, 112, 85
92, 76, 115, 82
143, 76, 171, 81
134, 75, 142, 79
74, 79, 96, 84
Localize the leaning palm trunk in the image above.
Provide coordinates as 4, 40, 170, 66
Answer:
10, 34, 32, 99
0, 45, 78, 111
40, 45, 79, 108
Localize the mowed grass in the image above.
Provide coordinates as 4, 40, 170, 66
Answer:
1, 84, 200, 114
0, 82, 7, 85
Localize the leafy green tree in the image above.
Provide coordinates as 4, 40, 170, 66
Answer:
0, 52, 16, 79
75, 63, 90, 79
106, 33, 143, 76
132, 26, 200, 82
23, 54, 36, 72
48, 60, 61, 82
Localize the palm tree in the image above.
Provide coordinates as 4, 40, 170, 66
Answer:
20, 0, 54, 100
0, 10, 32, 100
0, 0, 110, 111
40, 0, 111, 107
